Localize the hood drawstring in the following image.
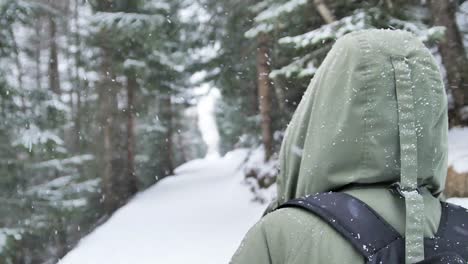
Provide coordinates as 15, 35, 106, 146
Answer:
392, 56, 425, 264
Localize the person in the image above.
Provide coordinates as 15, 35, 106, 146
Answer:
230, 29, 468, 264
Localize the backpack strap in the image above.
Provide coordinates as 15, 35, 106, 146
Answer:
277, 192, 404, 262
414, 253, 465, 264
437, 202, 468, 239
426, 201, 468, 261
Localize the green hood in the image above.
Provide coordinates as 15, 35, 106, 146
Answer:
277, 29, 448, 205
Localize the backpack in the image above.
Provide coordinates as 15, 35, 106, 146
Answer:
277, 192, 468, 264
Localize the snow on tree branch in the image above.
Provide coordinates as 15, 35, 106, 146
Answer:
279, 11, 368, 49
91, 12, 164, 31
388, 17, 445, 42
255, 0, 307, 23
143, 0, 170, 12
13, 124, 63, 151
270, 54, 317, 78
152, 51, 183, 72
245, 23, 275, 38
245, 0, 308, 38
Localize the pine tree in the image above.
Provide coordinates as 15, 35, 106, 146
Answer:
0, 0, 208, 261
429, 0, 468, 126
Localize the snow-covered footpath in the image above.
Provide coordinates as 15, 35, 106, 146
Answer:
60, 129, 468, 264
59, 149, 266, 264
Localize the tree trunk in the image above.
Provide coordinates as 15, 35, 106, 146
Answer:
257, 33, 273, 161
161, 94, 175, 176
34, 19, 42, 91
75, 86, 82, 152
98, 43, 119, 213
125, 73, 138, 196
73, 0, 82, 153
272, 77, 286, 113
54, 216, 68, 260
429, 0, 468, 126
176, 130, 188, 165
48, 15, 61, 95
269, 37, 286, 114
8, 27, 26, 112
314, 0, 336, 24
95, 0, 124, 214
101, 94, 115, 213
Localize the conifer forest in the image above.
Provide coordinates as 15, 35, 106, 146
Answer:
1, 0, 468, 263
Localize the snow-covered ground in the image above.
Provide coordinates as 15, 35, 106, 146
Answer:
447, 197, 468, 208
59, 149, 266, 264
448, 127, 468, 174
60, 128, 468, 264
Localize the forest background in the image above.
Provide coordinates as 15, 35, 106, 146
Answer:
1, 0, 468, 263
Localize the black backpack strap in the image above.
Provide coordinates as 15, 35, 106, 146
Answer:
415, 253, 465, 264
277, 192, 404, 262
425, 202, 468, 261
438, 202, 468, 240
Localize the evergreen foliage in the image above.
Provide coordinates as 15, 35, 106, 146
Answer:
0, 0, 467, 262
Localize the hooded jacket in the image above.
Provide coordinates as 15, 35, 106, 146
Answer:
230, 29, 448, 264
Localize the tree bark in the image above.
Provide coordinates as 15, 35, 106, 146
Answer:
8, 27, 26, 112
161, 94, 175, 176
125, 73, 138, 196
257, 33, 274, 161
272, 77, 286, 113
34, 19, 42, 91
95, 0, 123, 214
54, 216, 68, 260
48, 15, 61, 95
73, 0, 82, 153
429, 0, 468, 126
314, 0, 336, 24
98, 39, 119, 213
176, 130, 188, 165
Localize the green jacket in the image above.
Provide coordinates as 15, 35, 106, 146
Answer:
231, 30, 448, 264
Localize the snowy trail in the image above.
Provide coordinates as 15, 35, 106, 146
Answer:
60, 149, 266, 264
59, 128, 468, 264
